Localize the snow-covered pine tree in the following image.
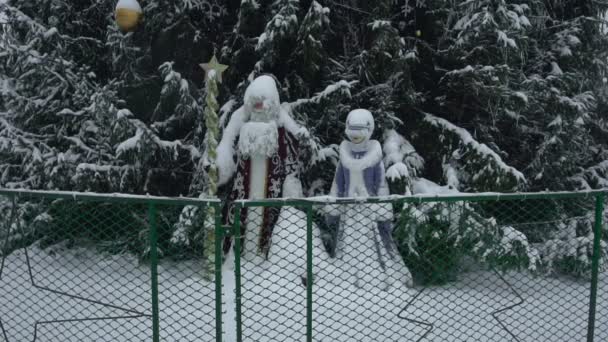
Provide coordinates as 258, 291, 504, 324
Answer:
522, 0, 608, 191
2, 0, 606, 195
0, 3, 114, 190
427, 0, 608, 192
0, 1, 213, 194
290, 1, 330, 90
0, 0, 224, 259
383, 129, 424, 195
420, 0, 531, 192
333, 0, 418, 131
254, 0, 299, 77
421, 0, 607, 278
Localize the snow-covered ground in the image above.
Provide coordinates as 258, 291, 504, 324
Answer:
0, 246, 215, 342
1, 245, 607, 342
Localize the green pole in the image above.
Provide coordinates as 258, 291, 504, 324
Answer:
214, 203, 223, 342
587, 193, 604, 342
306, 205, 314, 342
234, 205, 243, 342
148, 203, 160, 342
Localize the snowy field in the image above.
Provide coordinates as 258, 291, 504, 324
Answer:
1, 245, 607, 342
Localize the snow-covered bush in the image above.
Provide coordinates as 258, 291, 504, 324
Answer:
541, 215, 608, 279
395, 201, 536, 285
479, 226, 541, 273
476, 197, 608, 279
396, 205, 464, 285
383, 129, 424, 195
0, 199, 38, 255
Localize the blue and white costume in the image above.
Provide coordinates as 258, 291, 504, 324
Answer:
328, 109, 412, 289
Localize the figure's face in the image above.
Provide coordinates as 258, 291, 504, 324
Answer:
243, 76, 281, 123
344, 108, 375, 145
347, 129, 367, 144
246, 95, 277, 122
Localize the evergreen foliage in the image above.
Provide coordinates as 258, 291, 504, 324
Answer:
1, 0, 606, 194
396, 201, 541, 285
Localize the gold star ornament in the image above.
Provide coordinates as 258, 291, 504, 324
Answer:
200, 55, 229, 84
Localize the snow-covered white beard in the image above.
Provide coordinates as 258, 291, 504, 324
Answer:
238, 121, 279, 158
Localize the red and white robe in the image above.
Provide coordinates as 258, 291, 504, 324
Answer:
222, 127, 299, 258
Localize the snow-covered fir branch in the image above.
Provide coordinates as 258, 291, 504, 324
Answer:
423, 112, 526, 192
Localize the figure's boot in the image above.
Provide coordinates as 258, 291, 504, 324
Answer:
300, 273, 313, 287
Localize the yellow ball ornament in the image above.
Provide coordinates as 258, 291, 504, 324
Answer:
115, 0, 142, 32
415, 30, 422, 37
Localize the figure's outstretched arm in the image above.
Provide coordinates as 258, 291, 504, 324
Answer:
376, 161, 398, 255
329, 163, 345, 198
217, 107, 246, 186
325, 163, 344, 257
377, 161, 390, 197
377, 160, 395, 234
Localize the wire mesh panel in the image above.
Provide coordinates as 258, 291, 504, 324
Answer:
0, 194, 151, 342
312, 200, 417, 341
155, 202, 219, 342
1, 189, 607, 341
0, 191, 219, 342
232, 203, 309, 341
230, 193, 607, 342
394, 196, 599, 342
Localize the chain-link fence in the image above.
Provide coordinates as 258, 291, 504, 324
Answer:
231, 192, 607, 342
0, 189, 221, 342
1, 189, 607, 341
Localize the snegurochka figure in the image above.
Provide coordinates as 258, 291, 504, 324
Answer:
327, 109, 413, 290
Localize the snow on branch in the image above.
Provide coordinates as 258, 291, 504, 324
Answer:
423, 112, 526, 191
383, 129, 423, 183
288, 80, 355, 109
569, 160, 608, 190
116, 119, 182, 160
75, 163, 133, 173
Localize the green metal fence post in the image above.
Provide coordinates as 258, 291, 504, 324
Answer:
214, 203, 223, 342
587, 193, 604, 342
148, 203, 160, 342
306, 205, 313, 342
234, 204, 243, 342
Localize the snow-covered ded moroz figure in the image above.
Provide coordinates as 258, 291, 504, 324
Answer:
217, 75, 301, 259
268, 174, 330, 286
328, 109, 413, 289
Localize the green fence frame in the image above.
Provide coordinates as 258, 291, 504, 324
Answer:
0, 188, 606, 341
233, 190, 606, 342
0, 189, 222, 342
